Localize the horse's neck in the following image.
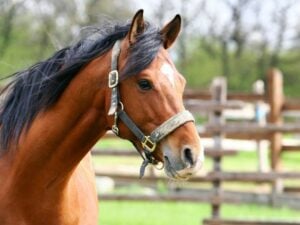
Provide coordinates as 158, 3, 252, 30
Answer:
8, 53, 111, 191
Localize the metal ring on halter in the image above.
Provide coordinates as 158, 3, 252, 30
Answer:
154, 161, 164, 170
118, 102, 124, 111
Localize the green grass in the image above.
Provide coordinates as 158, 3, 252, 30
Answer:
94, 138, 300, 224
98, 201, 300, 225
95, 138, 133, 149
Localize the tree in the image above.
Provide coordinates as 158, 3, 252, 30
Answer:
0, 1, 23, 58
85, 0, 133, 24
270, 1, 294, 67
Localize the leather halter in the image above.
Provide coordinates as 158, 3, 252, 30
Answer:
107, 40, 195, 177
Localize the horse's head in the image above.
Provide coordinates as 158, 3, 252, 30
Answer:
106, 10, 204, 180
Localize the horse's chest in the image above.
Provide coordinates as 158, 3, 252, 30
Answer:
70, 161, 98, 225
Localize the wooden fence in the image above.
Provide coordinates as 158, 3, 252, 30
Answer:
93, 68, 300, 225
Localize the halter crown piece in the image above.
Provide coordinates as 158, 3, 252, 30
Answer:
108, 40, 195, 178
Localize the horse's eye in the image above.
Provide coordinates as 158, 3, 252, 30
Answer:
138, 79, 152, 91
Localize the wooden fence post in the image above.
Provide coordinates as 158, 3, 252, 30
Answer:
209, 77, 227, 219
267, 68, 284, 199
267, 68, 284, 171
253, 80, 268, 172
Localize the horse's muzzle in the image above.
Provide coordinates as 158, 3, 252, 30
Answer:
163, 144, 204, 180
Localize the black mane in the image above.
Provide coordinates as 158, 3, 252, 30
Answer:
0, 21, 163, 150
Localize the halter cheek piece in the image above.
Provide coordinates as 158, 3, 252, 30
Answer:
107, 40, 195, 178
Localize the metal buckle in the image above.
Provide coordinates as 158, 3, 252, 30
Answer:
108, 70, 119, 88
112, 125, 119, 135
141, 136, 156, 152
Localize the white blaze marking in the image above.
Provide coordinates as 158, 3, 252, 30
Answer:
161, 63, 175, 87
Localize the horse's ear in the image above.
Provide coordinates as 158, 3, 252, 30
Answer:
128, 9, 145, 44
160, 15, 181, 49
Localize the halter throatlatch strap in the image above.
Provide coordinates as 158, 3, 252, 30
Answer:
107, 40, 196, 178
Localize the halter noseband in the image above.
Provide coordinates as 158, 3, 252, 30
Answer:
107, 40, 195, 177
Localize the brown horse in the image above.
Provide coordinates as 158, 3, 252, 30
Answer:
0, 10, 204, 225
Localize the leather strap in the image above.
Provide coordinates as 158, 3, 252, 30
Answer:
111, 40, 121, 70
118, 110, 145, 142
150, 110, 195, 143
108, 40, 121, 115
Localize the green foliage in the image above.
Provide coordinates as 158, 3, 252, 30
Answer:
2, 2, 300, 98
178, 37, 300, 97
0, 24, 54, 78
178, 38, 271, 93
278, 50, 300, 97
180, 41, 219, 89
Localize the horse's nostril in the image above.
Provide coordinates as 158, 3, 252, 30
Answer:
183, 147, 194, 167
